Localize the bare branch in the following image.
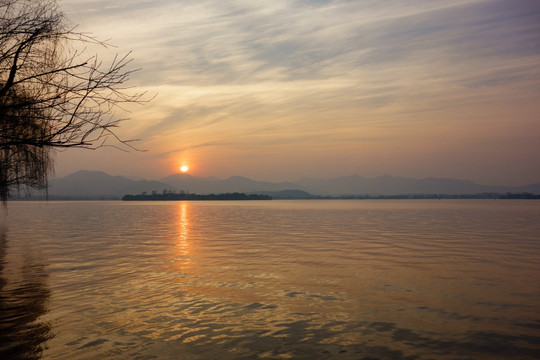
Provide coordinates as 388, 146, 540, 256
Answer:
0, 0, 150, 203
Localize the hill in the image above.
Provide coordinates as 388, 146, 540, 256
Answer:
160, 173, 303, 194
294, 175, 512, 195
24, 170, 540, 200
47, 170, 173, 199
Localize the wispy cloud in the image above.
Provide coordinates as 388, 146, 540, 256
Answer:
57, 0, 540, 184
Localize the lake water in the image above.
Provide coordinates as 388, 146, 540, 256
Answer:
1, 200, 539, 359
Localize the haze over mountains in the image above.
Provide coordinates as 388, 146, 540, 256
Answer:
37, 170, 540, 200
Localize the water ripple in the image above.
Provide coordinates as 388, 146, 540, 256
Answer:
1, 200, 539, 359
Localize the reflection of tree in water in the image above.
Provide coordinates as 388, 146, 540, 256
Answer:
0, 227, 53, 360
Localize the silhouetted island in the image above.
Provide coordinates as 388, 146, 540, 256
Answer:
122, 192, 272, 201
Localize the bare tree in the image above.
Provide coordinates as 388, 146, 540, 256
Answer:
0, 0, 147, 202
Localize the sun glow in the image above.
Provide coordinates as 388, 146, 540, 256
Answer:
180, 165, 189, 172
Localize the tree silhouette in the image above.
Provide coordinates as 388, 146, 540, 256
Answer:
0, 0, 147, 202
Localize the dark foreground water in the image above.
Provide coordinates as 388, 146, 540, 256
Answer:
1, 200, 539, 359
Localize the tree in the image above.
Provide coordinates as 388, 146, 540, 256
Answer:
0, 0, 146, 202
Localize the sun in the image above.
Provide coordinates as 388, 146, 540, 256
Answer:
180, 165, 189, 173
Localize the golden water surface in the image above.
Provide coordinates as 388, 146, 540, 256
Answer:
1, 200, 539, 359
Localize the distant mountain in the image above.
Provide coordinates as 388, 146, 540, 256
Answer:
48, 170, 173, 199
160, 173, 303, 194
295, 175, 512, 195
39, 171, 540, 200
512, 182, 540, 194
249, 189, 315, 199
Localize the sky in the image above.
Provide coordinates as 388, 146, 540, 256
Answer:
55, 0, 540, 185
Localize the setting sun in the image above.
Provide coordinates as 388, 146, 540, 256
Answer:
180, 165, 189, 172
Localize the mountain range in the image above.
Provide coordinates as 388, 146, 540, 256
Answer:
35, 170, 540, 200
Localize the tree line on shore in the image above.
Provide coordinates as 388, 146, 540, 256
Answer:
122, 192, 272, 201
120, 191, 540, 201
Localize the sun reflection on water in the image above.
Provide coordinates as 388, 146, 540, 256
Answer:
174, 202, 192, 271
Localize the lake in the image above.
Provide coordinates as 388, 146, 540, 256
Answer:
1, 200, 539, 359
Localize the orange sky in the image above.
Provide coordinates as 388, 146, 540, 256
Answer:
56, 0, 540, 186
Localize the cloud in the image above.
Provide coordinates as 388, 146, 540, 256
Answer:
56, 0, 540, 184
61, 0, 540, 92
